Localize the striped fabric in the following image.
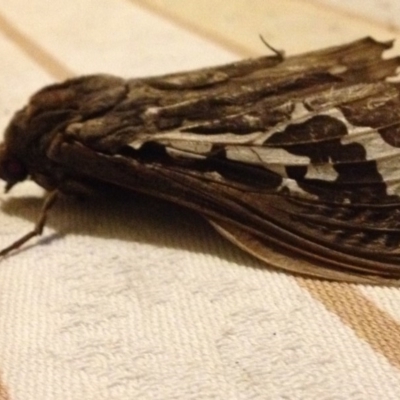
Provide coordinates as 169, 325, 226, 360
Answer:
1, 1, 400, 398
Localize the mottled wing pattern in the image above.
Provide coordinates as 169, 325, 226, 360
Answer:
63, 37, 400, 282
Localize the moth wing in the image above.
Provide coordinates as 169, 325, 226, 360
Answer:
208, 218, 394, 285
48, 135, 400, 284
49, 37, 400, 282
140, 40, 400, 281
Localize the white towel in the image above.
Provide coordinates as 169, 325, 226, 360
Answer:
0, 1, 400, 399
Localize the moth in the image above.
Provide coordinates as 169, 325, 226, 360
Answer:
1, 37, 400, 285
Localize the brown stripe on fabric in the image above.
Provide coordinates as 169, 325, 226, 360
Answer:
299, 279, 400, 369
0, 378, 10, 400
0, 11, 74, 80
127, 0, 256, 57
302, 0, 400, 34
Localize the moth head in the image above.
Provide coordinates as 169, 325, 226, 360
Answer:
0, 143, 28, 192
0, 105, 39, 192
0, 75, 125, 192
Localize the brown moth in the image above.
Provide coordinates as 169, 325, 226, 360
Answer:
1, 37, 400, 284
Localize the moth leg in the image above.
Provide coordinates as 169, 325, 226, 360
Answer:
0, 190, 58, 256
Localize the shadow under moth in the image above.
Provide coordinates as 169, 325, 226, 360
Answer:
1, 37, 400, 285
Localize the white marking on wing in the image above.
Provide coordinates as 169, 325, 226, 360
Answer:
290, 101, 310, 119
165, 147, 207, 160
305, 164, 338, 181
277, 178, 318, 200
129, 130, 267, 150
226, 146, 310, 166
163, 140, 213, 154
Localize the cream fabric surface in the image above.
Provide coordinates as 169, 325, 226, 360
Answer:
1, 1, 400, 399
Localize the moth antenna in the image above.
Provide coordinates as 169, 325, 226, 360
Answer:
0, 190, 58, 256
259, 35, 285, 60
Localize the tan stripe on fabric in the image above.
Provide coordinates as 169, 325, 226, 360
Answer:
127, 0, 257, 57
0, 378, 10, 400
129, 0, 400, 57
299, 279, 400, 368
0, 11, 74, 80
302, 0, 400, 34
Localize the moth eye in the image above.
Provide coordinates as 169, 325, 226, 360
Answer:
6, 159, 26, 179
0, 157, 27, 184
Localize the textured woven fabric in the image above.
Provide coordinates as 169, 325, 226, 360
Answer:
1, 1, 400, 399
